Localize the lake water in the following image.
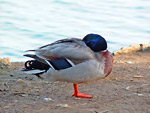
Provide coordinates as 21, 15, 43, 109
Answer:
0, 0, 150, 62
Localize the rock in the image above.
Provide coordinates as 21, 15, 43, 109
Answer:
0, 58, 11, 69
16, 79, 26, 84
0, 62, 10, 69
13, 79, 28, 92
0, 58, 11, 65
113, 44, 150, 55
141, 47, 150, 52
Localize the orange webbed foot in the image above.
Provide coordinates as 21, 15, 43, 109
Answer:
72, 93, 92, 98
72, 83, 92, 98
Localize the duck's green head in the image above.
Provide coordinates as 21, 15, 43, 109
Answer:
83, 33, 107, 52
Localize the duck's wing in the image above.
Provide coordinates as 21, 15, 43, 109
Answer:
26, 38, 95, 62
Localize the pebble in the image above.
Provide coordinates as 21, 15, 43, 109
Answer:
126, 61, 134, 64
43, 98, 53, 102
4, 105, 10, 109
138, 94, 144, 96
56, 104, 70, 108
133, 76, 143, 78
126, 86, 130, 90
16, 79, 26, 84
21, 94, 28, 97
10, 75, 14, 77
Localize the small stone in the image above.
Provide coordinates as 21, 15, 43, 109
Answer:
21, 94, 28, 97
14, 79, 28, 92
16, 79, 26, 84
10, 75, 14, 77
43, 98, 53, 102
126, 86, 130, 90
126, 61, 134, 64
133, 76, 143, 78
56, 104, 70, 108
130, 78, 134, 81
138, 94, 144, 96
74, 98, 81, 100
4, 105, 10, 109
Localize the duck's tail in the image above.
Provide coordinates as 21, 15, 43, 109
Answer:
21, 54, 74, 79
21, 54, 51, 79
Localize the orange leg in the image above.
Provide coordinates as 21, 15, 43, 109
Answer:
72, 83, 92, 98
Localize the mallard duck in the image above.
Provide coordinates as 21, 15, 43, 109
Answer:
22, 33, 113, 98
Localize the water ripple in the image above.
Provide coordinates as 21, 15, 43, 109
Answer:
0, 0, 150, 61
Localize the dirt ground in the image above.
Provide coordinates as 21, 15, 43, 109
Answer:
0, 49, 150, 113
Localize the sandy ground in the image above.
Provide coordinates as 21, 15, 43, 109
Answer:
0, 50, 150, 113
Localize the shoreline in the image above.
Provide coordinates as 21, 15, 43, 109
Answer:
1, 43, 150, 65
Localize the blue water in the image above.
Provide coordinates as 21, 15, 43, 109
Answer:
0, 0, 150, 62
